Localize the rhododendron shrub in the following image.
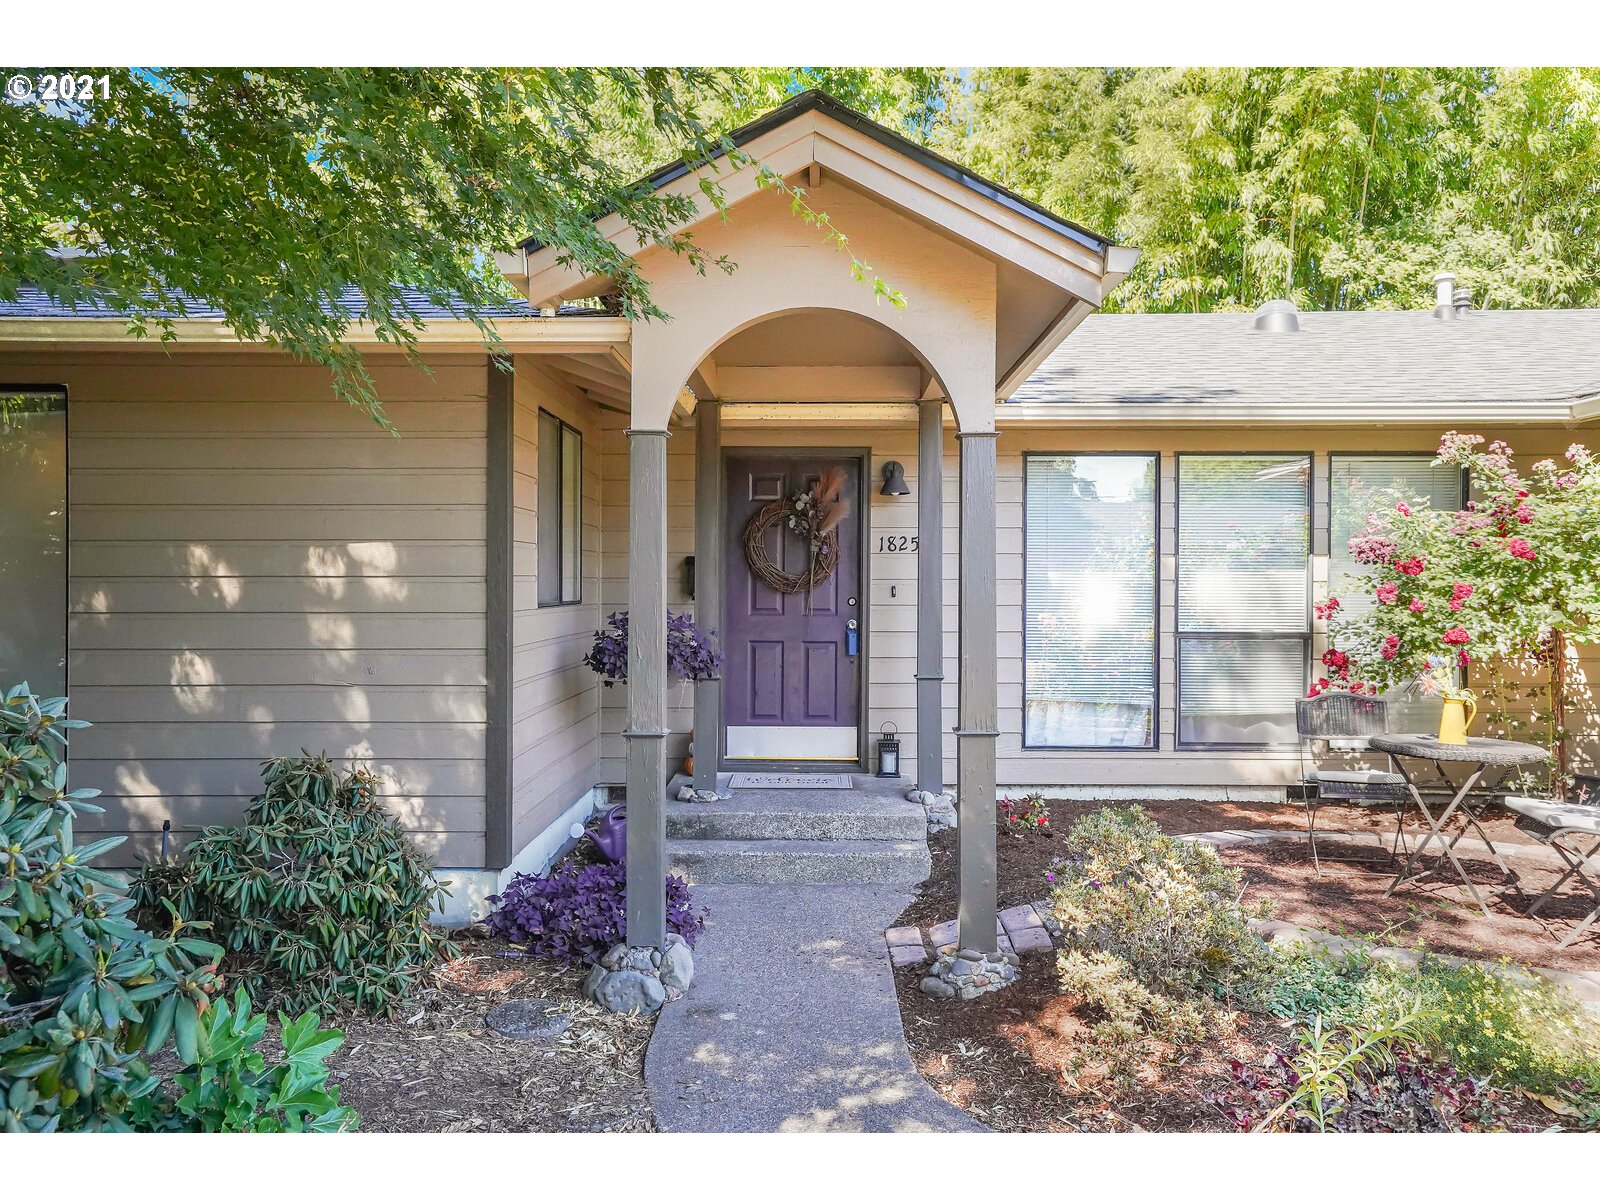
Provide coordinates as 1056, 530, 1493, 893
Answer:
1322, 434, 1600, 784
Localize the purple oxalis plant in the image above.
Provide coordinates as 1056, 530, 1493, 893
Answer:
486, 861, 707, 965
582, 610, 723, 688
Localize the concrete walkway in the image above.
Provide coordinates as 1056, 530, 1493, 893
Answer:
644, 882, 985, 1132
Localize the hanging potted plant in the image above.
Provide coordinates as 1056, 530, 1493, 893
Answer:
584, 610, 723, 776
582, 610, 723, 688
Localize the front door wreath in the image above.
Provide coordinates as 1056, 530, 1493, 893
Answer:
742, 466, 850, 605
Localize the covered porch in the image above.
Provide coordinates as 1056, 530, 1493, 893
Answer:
505, 90, 1136, 989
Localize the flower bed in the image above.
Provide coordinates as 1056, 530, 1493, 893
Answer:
894, 799, 1600, 1132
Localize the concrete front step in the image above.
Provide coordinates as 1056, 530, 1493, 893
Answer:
665, 801, 925, 842
667, 837, 932, 886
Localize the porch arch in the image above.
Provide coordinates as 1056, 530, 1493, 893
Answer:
624, 295, 1000, 967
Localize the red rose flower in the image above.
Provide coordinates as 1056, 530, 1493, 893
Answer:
1442, 626, 1471, 646
1507, 538, 1536, 561
1375, 582, 1399, 605
1395, 557, 1426, 576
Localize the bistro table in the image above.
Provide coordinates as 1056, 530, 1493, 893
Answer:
1368, 733, 1549, 916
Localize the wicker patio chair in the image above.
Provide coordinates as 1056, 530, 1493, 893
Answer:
1296, 693, 1409, 871
1505, 774, 1600, 951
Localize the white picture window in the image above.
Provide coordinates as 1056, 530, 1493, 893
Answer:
1329, 454, 1466, 610
1177, 454, 1310, 746
1024, 454, 1157, 748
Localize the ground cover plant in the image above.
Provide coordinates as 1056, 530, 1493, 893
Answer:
132, 753, 456, 1017
487, 856, 705, 965
1265, 943, 1600, 1126
1213, 1009, 1514, 1132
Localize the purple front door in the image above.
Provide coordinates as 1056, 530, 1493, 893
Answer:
723, 454, 863, 764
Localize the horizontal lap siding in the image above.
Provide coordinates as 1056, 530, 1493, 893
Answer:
0, 353, 490, 868
599, 414, 1595, 794
507, 363, 603, 855
599, 419, 960, 782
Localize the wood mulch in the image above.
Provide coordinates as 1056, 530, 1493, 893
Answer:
325, 937, 656, 1132
894, 798, 1593, 1133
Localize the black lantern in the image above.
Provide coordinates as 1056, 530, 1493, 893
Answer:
880, 460, 910, 496
876, 722, 902, 778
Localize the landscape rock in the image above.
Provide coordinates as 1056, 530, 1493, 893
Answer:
584, 966, 667, 1015
582, 938, 695, 1015
484, 998, 573, 1041
921, 948, 1019, 1001
659, 933, 695, 993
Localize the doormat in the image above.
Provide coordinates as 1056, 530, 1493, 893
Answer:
728, 773, 854, 790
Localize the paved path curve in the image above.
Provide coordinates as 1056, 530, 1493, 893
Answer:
644, 883, 984, 1132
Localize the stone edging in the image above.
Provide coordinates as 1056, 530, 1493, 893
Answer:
885, 827, 1600, 1008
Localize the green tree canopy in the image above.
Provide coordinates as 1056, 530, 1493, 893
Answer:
4, 67, 1597, 424
928, 67, 1600, 313
0, 67, 941, 423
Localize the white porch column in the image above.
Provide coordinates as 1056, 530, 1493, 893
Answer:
916, 398, 945, 795
625, 426, 670, 949
692, 400, 723, 791
955, 428, 1000, 954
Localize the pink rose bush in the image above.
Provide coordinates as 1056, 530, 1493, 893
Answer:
1319, 433, 1600, 777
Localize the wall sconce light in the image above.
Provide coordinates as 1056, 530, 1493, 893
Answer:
684, 555, 696, 600
880, 461, 910, 496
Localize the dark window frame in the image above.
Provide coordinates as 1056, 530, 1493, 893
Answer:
536, 408, 583, 608
1021, 450, 1161, 751
1174, 450, 1313, 751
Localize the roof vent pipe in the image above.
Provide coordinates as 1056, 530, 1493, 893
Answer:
1252, 298, 1299, 332
1453, 287, 1473, 316
1434, 271, 1458, 320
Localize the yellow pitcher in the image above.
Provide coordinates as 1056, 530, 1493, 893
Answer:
1438, 693, 1478, 745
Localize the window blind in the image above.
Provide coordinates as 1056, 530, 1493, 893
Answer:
1178, 455, 1310, 633
1329, 455, 1464, 608
1177, 455, 1310, 746
1023, 454, 1157, 748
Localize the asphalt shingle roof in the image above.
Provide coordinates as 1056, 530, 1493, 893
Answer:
0, 284, 587, 321
1012, 308, 1600, 407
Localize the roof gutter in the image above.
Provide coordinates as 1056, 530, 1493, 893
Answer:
998, 399, 1584, 426
0, 315, 632, 352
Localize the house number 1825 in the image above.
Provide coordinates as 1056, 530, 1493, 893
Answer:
876, 535, 918, 553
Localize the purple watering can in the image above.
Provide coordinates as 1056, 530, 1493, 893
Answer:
584, 805, 626, 863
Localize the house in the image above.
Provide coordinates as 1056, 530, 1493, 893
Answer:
2, 91, 1597, 952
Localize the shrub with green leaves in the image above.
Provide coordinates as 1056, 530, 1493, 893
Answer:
1056, 948, 1207, 1045
132, 753, 457, 1017
1051, 806, 1274, 1009
133, 986, 356, 1131
0, 683, 224, 1131
1267, 944, 1600, 1125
